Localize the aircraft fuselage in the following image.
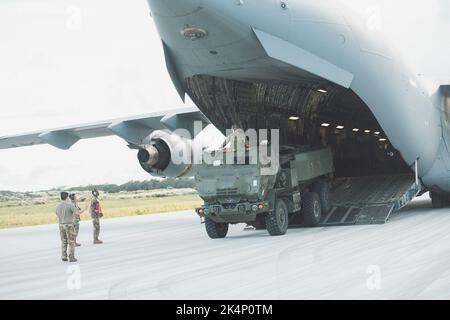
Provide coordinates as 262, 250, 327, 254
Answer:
147, 0, 449, 192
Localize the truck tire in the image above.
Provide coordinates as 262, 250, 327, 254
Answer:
266, 198, 289, 236
302, 192, 322, 227
205, 218, 229, 239
312, 179, 331, 214
431, 192, 448, 208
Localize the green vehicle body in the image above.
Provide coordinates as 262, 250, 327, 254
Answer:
195, 146, 334, 225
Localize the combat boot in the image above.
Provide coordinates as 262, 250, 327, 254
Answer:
62, 257, 68, 262
69, 257, 78, 263
93, 239, 103, 244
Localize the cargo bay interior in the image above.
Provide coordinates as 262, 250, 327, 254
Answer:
186, 75, 411, 178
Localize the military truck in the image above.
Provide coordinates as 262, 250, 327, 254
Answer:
195, 145, 334, 238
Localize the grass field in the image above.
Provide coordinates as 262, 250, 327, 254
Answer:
0, 191, 202, 229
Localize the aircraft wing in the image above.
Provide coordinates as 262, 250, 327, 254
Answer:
0, 107, 209, 150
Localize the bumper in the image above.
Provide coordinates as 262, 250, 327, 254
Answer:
196, 201, 269, 223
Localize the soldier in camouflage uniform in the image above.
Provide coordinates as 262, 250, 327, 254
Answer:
221, 125, 249, 164
56, 192, 80, 262
70, 193, 87, 247
90, 189, 103, 244
221, 125, 247, 151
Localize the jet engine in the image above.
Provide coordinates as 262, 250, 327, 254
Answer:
137, 131, 194, 178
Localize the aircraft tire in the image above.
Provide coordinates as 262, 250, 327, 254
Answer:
205, 218, 229, 239
303, 192, 322, 227
266, 198, 289, 236
431, 192, 449, 209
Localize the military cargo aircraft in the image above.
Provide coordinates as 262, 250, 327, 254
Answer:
1, 0, 449, 227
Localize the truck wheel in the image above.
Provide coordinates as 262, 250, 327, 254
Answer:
266, 198, 289, 236
312, 179, 331, 214
205, 218, 229, 239
431, 192, 448, 208
303, 192, 322, 227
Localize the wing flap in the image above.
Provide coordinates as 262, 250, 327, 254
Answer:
0, 133, 45, 149
38, 131, 80, 150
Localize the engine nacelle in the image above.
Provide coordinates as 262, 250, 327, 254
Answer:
137, 131, 194, 178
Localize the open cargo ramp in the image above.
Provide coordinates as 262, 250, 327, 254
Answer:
318, 174, 422, 226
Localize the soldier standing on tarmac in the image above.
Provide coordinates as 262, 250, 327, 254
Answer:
69, 193, 87, 247
56, 192, 85, 262
90, 189, 104, 244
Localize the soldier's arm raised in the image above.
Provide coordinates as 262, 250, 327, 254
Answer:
70, 203, 81, 218
78, 202, 90, 214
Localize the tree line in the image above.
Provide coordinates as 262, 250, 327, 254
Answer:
66, 178, 196, 193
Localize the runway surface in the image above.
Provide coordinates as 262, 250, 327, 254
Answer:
1, 193, 450, 300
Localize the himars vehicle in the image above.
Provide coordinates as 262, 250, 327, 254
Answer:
1, 1, 449, 237
195, 146, 334, 238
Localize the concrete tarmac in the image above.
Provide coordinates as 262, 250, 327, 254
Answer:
1, 193, 450, 300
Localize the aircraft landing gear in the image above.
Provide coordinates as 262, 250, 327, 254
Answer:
430, 191, 450, 208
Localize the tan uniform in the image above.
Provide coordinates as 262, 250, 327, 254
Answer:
56, 201, 78, 260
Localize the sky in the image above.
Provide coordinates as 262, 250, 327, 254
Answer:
0, 0, 449, 191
